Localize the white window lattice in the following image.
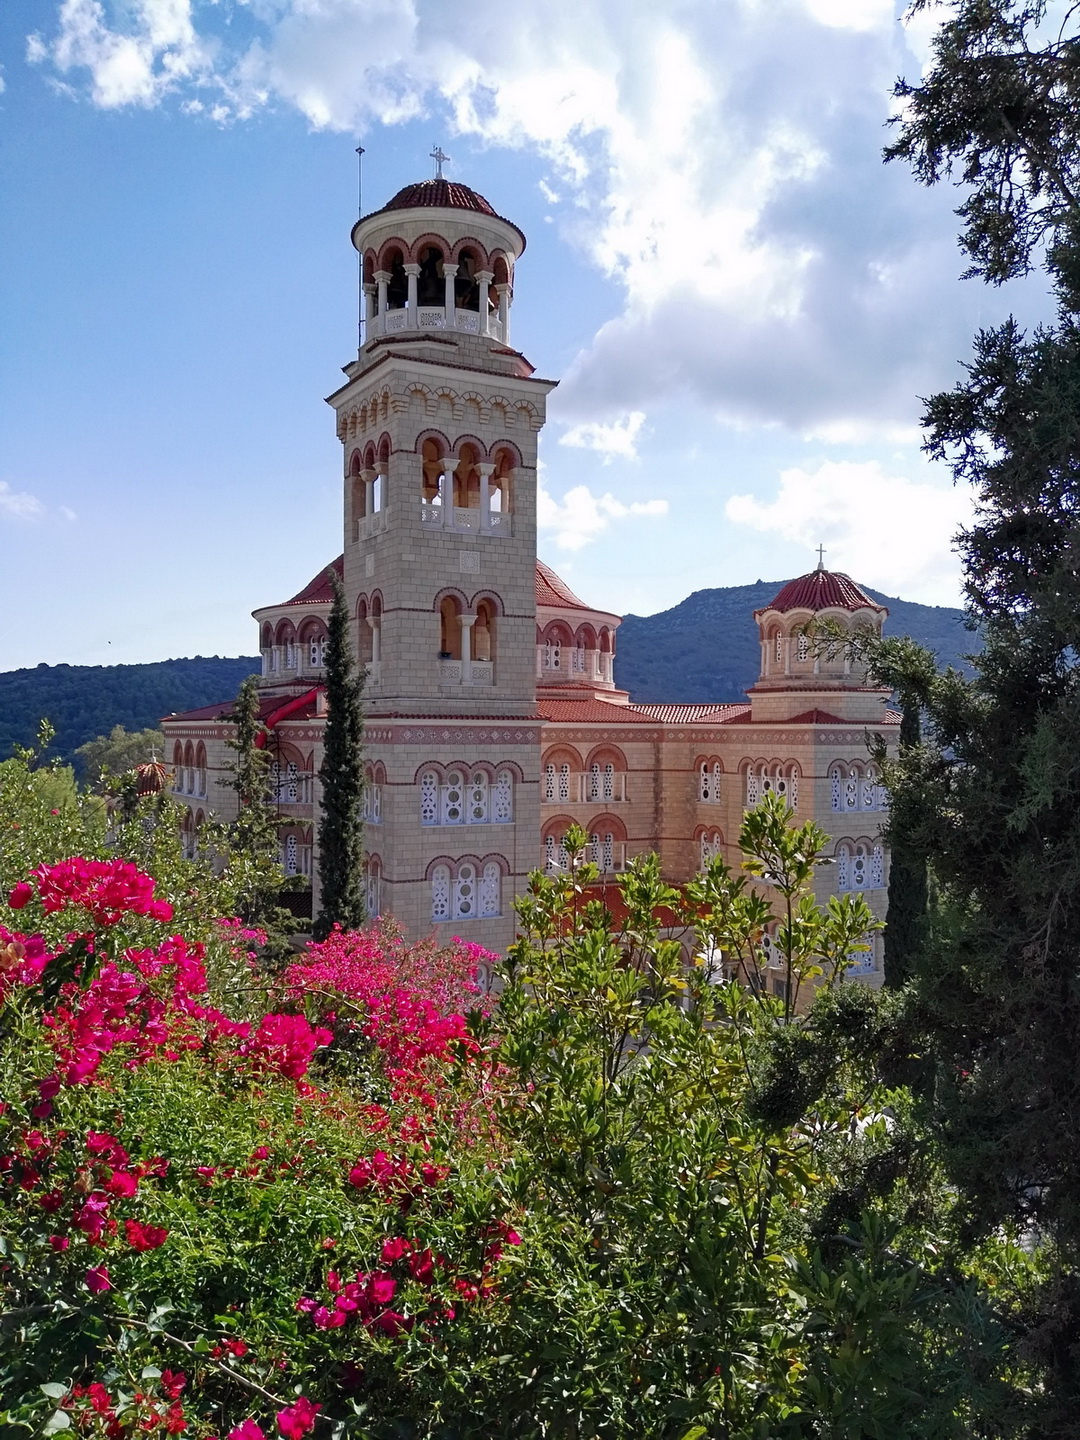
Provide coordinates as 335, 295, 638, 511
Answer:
746, 768, 760, 806
845, 774, 859, 811
836, 846, 850, 891
870, 844, 885, 887
493, 770, 513, 823
558, 763, 570, 803
700, 832, 712, 871
861, 773, 876, 811
284, 835, 298, 876
797, 632, 810, 662
587, 762, 616, 802
571, 646, 585, 673
365, 866, 381, 917
371, 784, 381, 823
852, 845, 868, 890
543, 763, 556, 803
441, 771, 465, 825
774, 632, 783, 665
700, 762, 722, 804
431, 864, 451, 922
831, 766, 843, 812
420, 770, 439, 825
453, 863, 477, 919
479, 862, 501, 917
468, 772, 489, 823
789, 768, 798, 809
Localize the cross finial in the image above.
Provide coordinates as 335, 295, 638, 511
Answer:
816, 543, 826, 571
430, 144, 449, 180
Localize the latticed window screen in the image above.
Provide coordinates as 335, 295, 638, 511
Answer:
746, 768, 760, 806
479, 863, 501, 917
558, 764, 570, 802
370, 785, 382, 823
543, 764, 556, 803
492, 770, 513, 823
284, 835, 298, 875
774, 632, 783, 665
468, 773, 489, 823
845, 773, 859, 810
851, 845, 868, 890
441, 772, 465, 825
365, 865, 380, 918
544, 835, 557, 872
789, 768, 798, 809
870, 844, 885, 887
700, 832, 712, 871
836, 846, 850, 891
831, 766, 843, 811
797, 632, 810, 662
420, 771, 438, 825
861, 773, 876, 811
453, 864, 476, 919
431, 865, 451, 922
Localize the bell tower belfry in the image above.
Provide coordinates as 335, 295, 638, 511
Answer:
325, 175, 555, 951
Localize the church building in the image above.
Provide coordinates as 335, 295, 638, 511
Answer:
161, 173, 897, 986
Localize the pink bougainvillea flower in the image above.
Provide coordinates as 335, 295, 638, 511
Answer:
276, 1397, 320, 1440
365, 1271, 397, 1307
85, 1265, 111, 1293
371, 1309, 410, 1337
8, 882, 32, 909
49, 1234, 69, 1251
224, 1338, 249, 1358
125, 1218, 168, 1251
227, 1422, 266, 1440
160, 1370, 187, 1399
380, 1236, 411, 1263
104, 1169, 138, 1198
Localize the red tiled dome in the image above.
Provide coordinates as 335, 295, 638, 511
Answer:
535, 559, 591, 611
134, 761, 167, 796
383, 179, 498, 216
282, 556, 344, 607
759, 569, 884, 615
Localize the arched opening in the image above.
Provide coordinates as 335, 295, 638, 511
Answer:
299, 620, 328, 671
183, 742, 195, 796
276, 620, 297, 672
439, 596, 463, 659
172, 742, 184, 792
492, 254, 510, 288
421, 438, 446, 508
356, 598, 372, 665
455, 248, 481, 311
453, 444, 481, 511
473, 599, 496, 662
417, 245, 444, 307
490, 446, 515, 517
385, 247, 408, 310
349, 450, 366, 528
584, 746, 627, 803
195, 743, 207, 798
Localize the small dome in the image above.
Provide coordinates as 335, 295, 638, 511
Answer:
382, 179, 498, 216
536, 559, 591, 611
135, 761, 167, 796
758, 568, 885, 616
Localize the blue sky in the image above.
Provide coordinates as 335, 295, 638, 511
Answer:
0, 0, 1054, 670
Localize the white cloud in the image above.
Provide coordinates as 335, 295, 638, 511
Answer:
25, 0, 1016, 437
559, 410, 645, 462
725, 459, 974, 605
538, 478, 667, 551
0, 483, 45, 520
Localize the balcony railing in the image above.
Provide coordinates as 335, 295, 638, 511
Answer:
356, 510, 388, 541
536, 647, 612, 682
273, 774, 314, 806
541, 772, 628, 804
438, 658, 494, 687
368, 307, 504, 343
421, 501, 512, 537
545, 841, 627, 875
261, 649, 326, 679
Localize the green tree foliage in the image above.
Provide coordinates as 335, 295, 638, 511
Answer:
224, 677, 294, 950
881, 3, 1080, 1423
74, 725, 167, 791
0, 789, 1033, 1437
314, 570, 365, 942
0, 659, 258, 770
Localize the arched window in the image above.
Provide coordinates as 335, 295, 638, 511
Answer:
774, 630, 783, 666
284, 834, 298, 875
439, 596, 463, 659
453, 444, 481, 511
172, 742, 184, 793
416, 245, 443, 307
845, 768, 860, 811
441, 770, 465, 825
453, 863, 476, 919
455, 248, 481, 311
473, 600, 496, 662
746, 766, 760, 807
699, 761, 722, 804
493, 770, 513, 823
831, 764, 844, 812
386, 246, 408, 309
196, 744, 207, 798
183, 743, 195, 797
421, 438, 446, 508
543, 763, 556, 803
796, 631, 810, 662
431, 864, 451, 922
544, 834, 570, 873
870, 844, 885, 887
589, 831, 617, 873
699, 829, 723, 870
490, 448, 514, 517
861, 768, 877, 812
479, 862, 501, 917
420, 769, 439, 825
468, 771, 489, 823
365, 857, 381, 918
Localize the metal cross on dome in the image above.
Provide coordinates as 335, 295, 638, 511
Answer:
430, 144, 450, 179
816, 543, 827, 570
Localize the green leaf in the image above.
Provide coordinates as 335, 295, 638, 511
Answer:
679, 1428, 708, 1440
43, 1412, 71, 1435
39, 1385, 68, 1401
140, 1367, 162, 1381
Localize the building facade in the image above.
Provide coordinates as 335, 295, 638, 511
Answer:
162, 175, 898, 982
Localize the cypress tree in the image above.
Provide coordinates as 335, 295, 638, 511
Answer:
314, 568, 365, 940
881, 699, 929, 988
224, 674, 291, 940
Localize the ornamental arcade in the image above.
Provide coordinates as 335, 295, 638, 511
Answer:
161, 172, 898, 991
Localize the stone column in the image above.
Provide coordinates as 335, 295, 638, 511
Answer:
404, 263, 420, 318
476, 270, 493, 334
375, 461, 389, 513
495, 283, 511, 343
361, 468, 376, 522
363, 284, 376, 327
375, 270, 389, 319
443, 263, 458, 322
477, 462, 496, 531
368, 616, 381, 663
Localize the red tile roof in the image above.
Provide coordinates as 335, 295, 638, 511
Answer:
783, 708, 849, 725
539, 698, 658, 724
631, 703, 751, 725
283, 556, 344, 607
535, 559, 593, 611
162, 691, 322, 725
758, 569, 885, 615
383, 180, 496, 216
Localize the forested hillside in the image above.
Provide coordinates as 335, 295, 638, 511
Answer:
0, 657, 259, 769
613, 581, 973, 702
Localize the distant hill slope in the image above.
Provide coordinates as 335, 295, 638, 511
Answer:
613, 581, 975, 703
0, 658, 259, 769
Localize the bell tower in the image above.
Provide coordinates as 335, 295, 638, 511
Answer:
325, 173, 555, 951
